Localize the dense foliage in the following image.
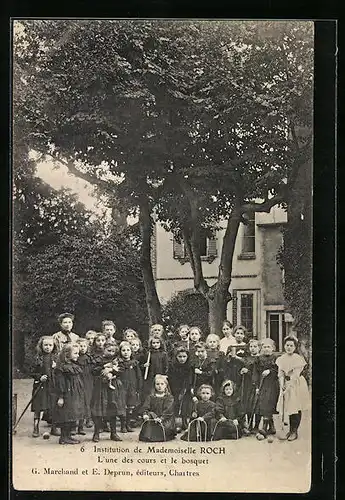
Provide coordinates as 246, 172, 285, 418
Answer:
13, 20, 313, 337
162, 289, 209, 338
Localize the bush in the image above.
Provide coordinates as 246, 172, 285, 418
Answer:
162, 289, 209, 337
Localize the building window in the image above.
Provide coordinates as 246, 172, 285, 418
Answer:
173, 229, 217, 264
267, 311, 287, 352
240, 293, 254, 334
234, 290, 258, 337
238, 211, 256, 259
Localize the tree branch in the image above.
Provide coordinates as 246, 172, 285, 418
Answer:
241, 194, 284, 214
49, 155, 115, 195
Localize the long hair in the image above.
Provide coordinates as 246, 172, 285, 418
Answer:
35, 336, 58, 356
119, 340, 132, 358
189, 326, 203, 342
89, 332, 107, 354
260, 337, 276, 351
151, 374, 171, 395
148, 334, 166, 351
123, 328, 139, 341
196, 384, 214, 398
205, 333, 220, 349
57, 343, 79, 365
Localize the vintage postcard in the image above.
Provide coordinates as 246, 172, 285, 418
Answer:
12, 18, 314, 493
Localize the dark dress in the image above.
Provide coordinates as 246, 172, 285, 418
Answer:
168, 360, 193, 420
31, 353, 56, 413
188, 342, 199, 364
139, 394, 176, 442
207, 350, 225, 394
240, 355, 258, 416
77, 352, 93, 419
90, 352, 126, 418
52, 361, 85, 426
219, 354, 245, 392
253, 354, 279, 418
212, 394, 243, 440
117, 357, 143, 408
143, 348, 169, 398
191, 357, 214, 394
180, 400, 216, 441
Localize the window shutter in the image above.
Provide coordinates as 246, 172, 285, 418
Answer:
173, 237, 185, 259
207, 236, 217, 257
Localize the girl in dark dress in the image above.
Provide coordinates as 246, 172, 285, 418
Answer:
129, 337, 147, 427
52, 343, 85, 445
142, 335, 169, 399
191, 342, 214, 397
180, 384, 216, 441
213, 380, 242, 440
76, 338, 94, 432
231, 326, 248, 358
85, 330, 97, 352
240, 339, 261, 433
139, 374, 176, 442
117, 341, 143, 433
253, 338, 279, 440
130, 337, 147, 370
90, 336, 125, 442
205, 334, 225, 394
168, 346, 194, 431
219, 344, 245, 395
188, 327, 203, 364
148, 324, 174, 358
31, 336, 59, 438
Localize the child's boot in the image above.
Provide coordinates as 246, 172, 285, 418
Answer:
92, 417, 101, 442
77, 419, 86, 435
267, 418, 276, 435
257, 418, 269, 439
125, 411, 134, 432
102, 418, 111, 432
120, 416, 127, 433
110, 417, 122, 441
32, 417, 40, 438
66, 423, 80, 444
50, 424, 60, 436
85, 418, 93, 428
181, 417, 188, 431
59, 425, 67, 444
287, 413, 299, 441
252, 414, 261, 434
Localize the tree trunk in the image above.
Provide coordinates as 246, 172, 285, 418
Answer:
208, 287, 228, 335
138, 198, 162, 327
207, 206, 242, 334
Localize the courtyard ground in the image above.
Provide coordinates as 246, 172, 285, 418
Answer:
11, 379, 311, 493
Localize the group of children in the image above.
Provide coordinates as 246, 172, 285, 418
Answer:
30, 313, 309, 445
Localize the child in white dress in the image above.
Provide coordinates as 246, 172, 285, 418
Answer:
276, 335, 309, 441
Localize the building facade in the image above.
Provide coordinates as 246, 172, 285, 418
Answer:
153, 205, 293, 350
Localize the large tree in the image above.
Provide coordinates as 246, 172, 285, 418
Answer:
14, 20, 313, 333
